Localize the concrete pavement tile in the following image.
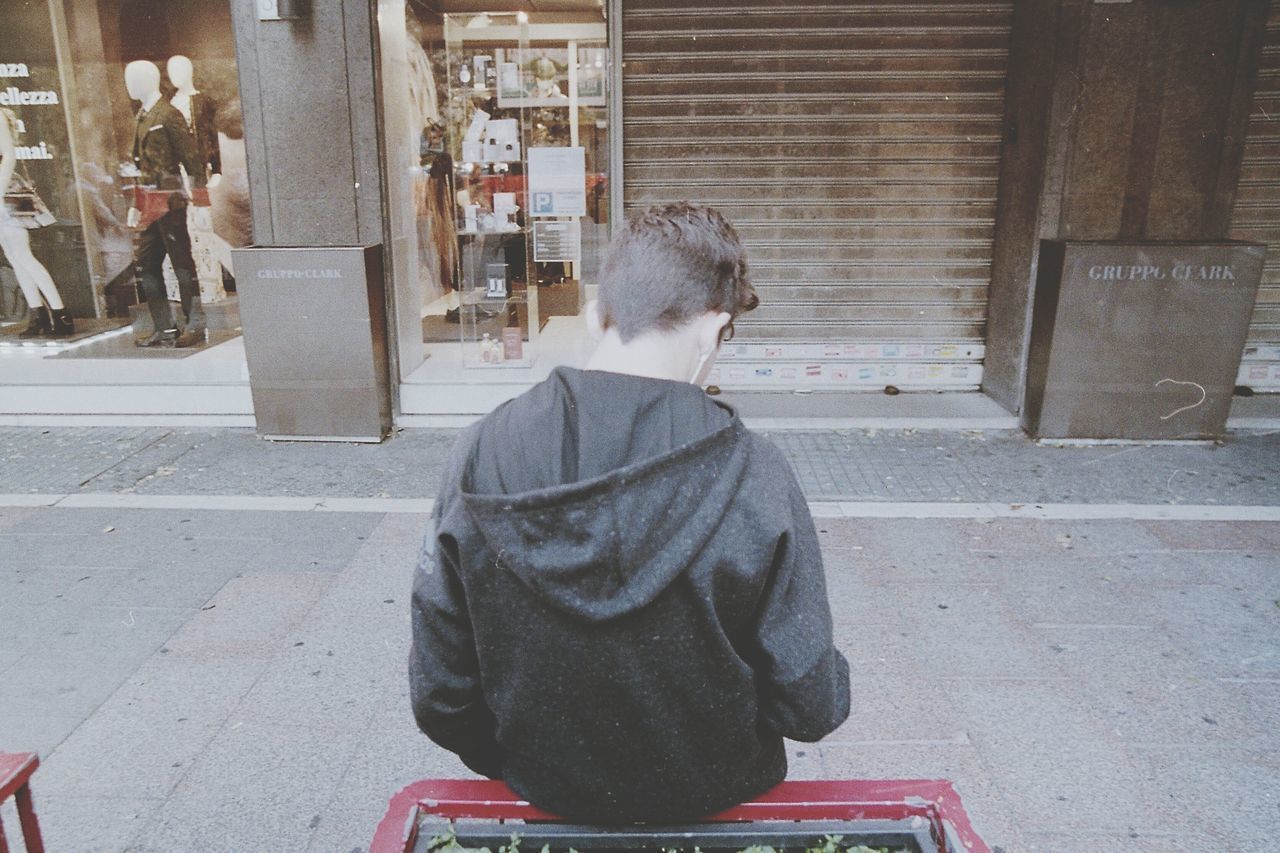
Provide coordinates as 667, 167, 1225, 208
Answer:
21, 793, 163, 853
785, 741, 827, 779
304, 702, 474, 853
1177, 550, 1280, 591
1148, 585, 1280, 678
2, 563, 238, 611
38, 658, 264, 799
161, 572, 332, 660
0, 529, 273, 573
955, 705, 1178, 839
1026, 624, 1197, 684
825, 675, 969, 747
819, 743, 1020, 853
1140, 520, 1279, 551
1133, 746, 1280, 853
1081, 673, 1280, 749
130, 720, 358, 853
833, 588, 1063, 680
0, 709, 87, 755
966, 518, 1169, 556
0, 600, 189, 658
1001, 569, 1207, 628
1021, 828, 1221, 851
0, 646, 156, 722
0, 650, 21, 677
0, 506, 37, 533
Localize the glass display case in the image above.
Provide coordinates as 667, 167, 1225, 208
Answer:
439, 11, 610, 371
444, 13, 537, 369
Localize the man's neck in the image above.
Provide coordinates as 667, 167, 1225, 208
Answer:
585, 329, 696, 384
140, 91, 162, 112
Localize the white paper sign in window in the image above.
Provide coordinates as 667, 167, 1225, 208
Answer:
528, 146, 586, 218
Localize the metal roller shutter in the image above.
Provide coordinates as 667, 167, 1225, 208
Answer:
1231, 6, 1280, 391
621, 1, 1013, 390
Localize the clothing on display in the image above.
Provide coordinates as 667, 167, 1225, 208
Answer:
133, 98, 205, 191
126, 61, 209, 348
176, 91, 220, 178
0, 106, 73, 338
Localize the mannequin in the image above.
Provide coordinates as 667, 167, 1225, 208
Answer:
0, 107, 73, 338
166, 56, 220, 185
125, 60, 206, 348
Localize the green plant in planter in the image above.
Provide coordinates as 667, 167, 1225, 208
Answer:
425, 824, 899, 853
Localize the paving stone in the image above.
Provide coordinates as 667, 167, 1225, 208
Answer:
160, 572, 332, 660
39, 658, 263, 799
129, 719, 358, 853
1141, 520, 1280, 551
819, 742, 1021, 853
2, 563, 237, 612
0, 709, 87, 756
1133, 746, 1280, 853
1081, 673, 1280, 749
0, 427, 168, 493
26, 793, 163, 853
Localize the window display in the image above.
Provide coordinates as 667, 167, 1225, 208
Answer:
0, 0, 249, 361
397, 3, 611, 402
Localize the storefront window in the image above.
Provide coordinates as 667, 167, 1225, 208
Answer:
388, 2, 611, 412
0, 1, 250, 394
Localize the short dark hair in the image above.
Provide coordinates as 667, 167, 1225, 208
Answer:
599, 202, 757, 341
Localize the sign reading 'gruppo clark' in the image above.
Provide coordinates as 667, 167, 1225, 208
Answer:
1025, 241, 1266, 440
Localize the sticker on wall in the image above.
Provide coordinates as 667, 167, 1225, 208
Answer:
805, 364, 822, 377
764, 346, 783, 358
781, 367, 797, 380
832, 367, 848, 380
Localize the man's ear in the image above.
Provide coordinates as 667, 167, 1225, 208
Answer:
585, 299, 605, 341
698, 311, 733, 356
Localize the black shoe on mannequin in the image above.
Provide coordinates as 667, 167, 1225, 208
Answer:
50, 308, 75, 338
175, 328, 205, 348
19, 306, 51, 339
138, 328, 179, 348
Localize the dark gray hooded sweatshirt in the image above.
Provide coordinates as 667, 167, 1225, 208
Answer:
409, 366, 849, 823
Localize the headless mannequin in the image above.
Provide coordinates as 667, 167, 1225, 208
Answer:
0, 107, 72, 338
125, 60, 204, 347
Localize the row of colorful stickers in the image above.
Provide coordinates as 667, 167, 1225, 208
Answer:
706, 361, 982, 386
718, 342, 983, 361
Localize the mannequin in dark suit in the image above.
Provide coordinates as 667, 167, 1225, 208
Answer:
124, 60, 206, 348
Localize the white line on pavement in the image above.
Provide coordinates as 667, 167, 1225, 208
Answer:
0, 493, 1277, 521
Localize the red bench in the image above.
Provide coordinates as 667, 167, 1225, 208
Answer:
371, 778, 990, 853
0, 752, 44, 853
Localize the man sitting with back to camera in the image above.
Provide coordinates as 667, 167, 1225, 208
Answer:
409, 201, 850, 822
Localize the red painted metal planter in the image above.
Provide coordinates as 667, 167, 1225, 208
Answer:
371, 779, 990, 853
0, 752, 45, 853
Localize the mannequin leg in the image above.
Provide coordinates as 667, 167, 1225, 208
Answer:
158, 205, 204, 344
135, 217, 177, 343
0, 222, 48, 309
0, 222, 54, 337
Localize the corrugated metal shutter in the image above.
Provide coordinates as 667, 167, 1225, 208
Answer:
621, 1, 1012, 390
1231, 6, 1280, 391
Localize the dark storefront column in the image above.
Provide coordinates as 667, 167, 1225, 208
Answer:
982, 0, 1272, 414
228, 2, 393, 439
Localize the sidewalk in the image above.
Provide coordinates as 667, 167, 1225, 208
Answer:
1, 426, 1278, 851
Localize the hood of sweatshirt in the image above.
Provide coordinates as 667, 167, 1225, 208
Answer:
459, 366, 749, 623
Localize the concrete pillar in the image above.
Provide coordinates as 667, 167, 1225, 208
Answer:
982, 0, 1271, 414
230, 1, 384, 248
